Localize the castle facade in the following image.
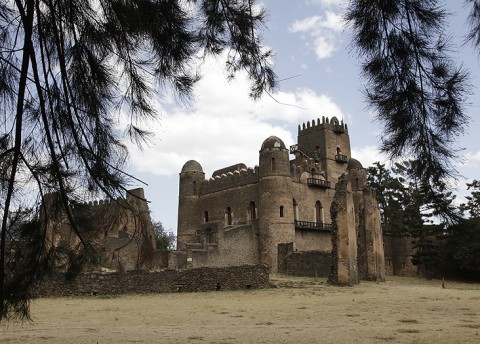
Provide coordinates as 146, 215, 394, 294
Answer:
176, 117, 385, 282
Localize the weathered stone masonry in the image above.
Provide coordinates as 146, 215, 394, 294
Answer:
34, 265, 270, 297
175, 118, 386, 283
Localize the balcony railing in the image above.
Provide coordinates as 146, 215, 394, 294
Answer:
307, 178, 330, 189
294, 220, 332, 232
335, 154, 348, 163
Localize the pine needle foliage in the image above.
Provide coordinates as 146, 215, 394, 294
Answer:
345, 0, 470, 185
0, 0, 276, 320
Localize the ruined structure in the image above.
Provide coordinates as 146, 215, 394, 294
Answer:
43, 188, 156, 271
176, 117, 385, 283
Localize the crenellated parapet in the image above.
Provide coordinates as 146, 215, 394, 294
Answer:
70, 198, 114, 209
297, 116, 348, 135
201, 166, 260, 194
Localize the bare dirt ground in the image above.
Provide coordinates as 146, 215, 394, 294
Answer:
1, 275, 479, 344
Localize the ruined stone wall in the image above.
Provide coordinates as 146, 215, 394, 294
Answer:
44, 188, 156, 272
359, 189, 385, 281
33, 265, 270, 297
328, 173, 359, 285
188, 224, 259, 268
384, 235, 418, 276
294, 229, 332, 251
285, 250, 331, 277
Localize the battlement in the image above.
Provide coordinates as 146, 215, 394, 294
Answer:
200, 166, 260, 194
68, 188, 146, 211
297, 116, 348, 135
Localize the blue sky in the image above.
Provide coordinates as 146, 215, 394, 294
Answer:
127, 0, 480, 233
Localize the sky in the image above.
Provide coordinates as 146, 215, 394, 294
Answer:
126, 0, 480, 233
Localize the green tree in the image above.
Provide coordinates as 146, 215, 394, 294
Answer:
443, 180, 480, 279
367, 162, 410, 235
367, 160, 458, 276
152, 221, 176, 251
1, 0, 275, 320
444, 217, 480, 279
346, 0, 474, 186
459, 180, 480, 218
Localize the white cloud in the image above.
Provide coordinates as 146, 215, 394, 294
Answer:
307, 0, 348, 8
289, 11, 344, 59
127, 55, 345, 177
464, 151, 480, 166
351, 145, 386, 168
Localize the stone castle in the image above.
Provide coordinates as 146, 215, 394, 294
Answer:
43, 188, 157, 271
176, 117, 386, 283
41, 117, 388, 284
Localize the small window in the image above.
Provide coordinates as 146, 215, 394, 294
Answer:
249, 201, 256, 220
280, 206, 284, 218
193, 181, 197, 192
271, 157, 276, 171
315, 200, 324, 223
204, 211, 209, 223
205, 228, 215, 244
293, 199, 298, 221
225, 207, 233, 226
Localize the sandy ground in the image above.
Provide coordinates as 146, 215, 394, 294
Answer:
0, 275, 479, 344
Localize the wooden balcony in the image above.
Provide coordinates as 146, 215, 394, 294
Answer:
294, 220, 332, 232
307, 178, 330, 189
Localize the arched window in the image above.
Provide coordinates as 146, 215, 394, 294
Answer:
280, 206, 285, 218
336, 147, 341, 155
293, 199, 298, 221
315, 200, 324, 224
225, 207, 233, 226
249, 201, 256, 220
271, 157, 276, 171
205, 228, 215, 244
204, 211, 209, 223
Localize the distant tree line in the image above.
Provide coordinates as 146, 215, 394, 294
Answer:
368, 162, 480, 280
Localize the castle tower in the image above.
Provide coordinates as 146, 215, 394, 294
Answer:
177, 160, 205, 250
258, 136, 295, 271
293, 117, 351, 186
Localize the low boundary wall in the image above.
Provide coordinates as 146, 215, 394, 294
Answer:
34, 264, 270, 297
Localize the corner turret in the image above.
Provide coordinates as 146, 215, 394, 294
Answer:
178, 160, 205, 250
259, 136, 290, 177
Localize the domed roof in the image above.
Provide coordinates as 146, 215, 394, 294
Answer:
347, 158, 363, 170
261, 136, 286, 150
181, 160, 203, 173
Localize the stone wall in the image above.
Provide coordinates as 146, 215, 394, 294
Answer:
284, 250, 331, 277
277, 243, 331, 277
384, 235, 418, 276
33, 265, 270, 297
328, 173, 359, 285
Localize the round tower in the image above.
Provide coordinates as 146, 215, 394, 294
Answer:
177, 160, 205, 250
257, 136, 295, 271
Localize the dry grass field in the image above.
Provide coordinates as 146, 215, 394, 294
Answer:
1, 275, 479, 344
